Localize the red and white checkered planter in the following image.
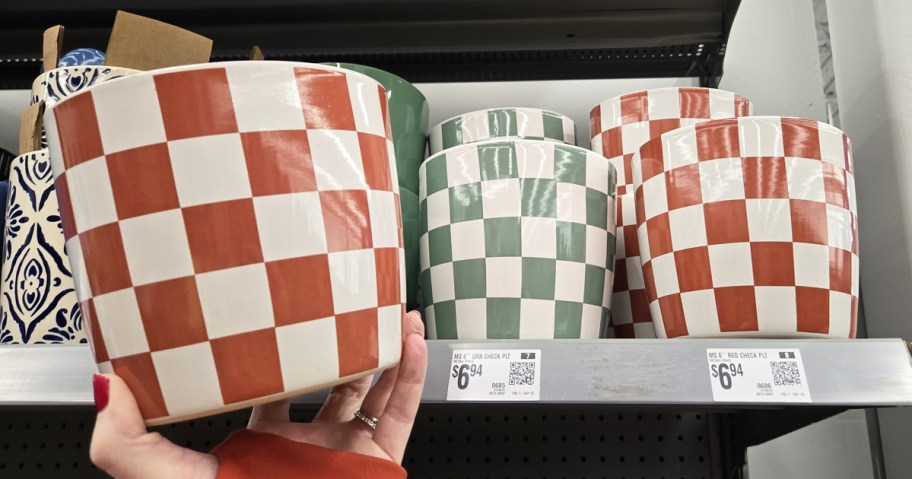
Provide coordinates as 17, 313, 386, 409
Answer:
589, 87, 752, 338
45, 61, 405, 425
590, 88, 753, 186
632, 117, 858, 339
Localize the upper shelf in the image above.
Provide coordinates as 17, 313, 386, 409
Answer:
2, 338, 910, 409
0, 0, 740, 87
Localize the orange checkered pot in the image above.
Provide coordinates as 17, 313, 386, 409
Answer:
589, 87, 752, 338
44, 62, 405, 425
631, 117, 858, 339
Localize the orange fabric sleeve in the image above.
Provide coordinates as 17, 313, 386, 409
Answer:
211, 429, 407, 479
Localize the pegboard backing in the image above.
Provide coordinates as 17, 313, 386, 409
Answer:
404, 405, 715, 479
0, 405, 715, 479
0, 406, 251, 478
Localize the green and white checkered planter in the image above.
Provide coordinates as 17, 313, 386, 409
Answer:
418, 139, 617, 339
428, 107, 576, 155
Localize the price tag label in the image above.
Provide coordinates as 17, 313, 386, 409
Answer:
446, 349, 541, 401
707, 349, 811, 402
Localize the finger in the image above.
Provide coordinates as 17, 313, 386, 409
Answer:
314, 310, 424, 423
403, 310, 425, 338
248, 398, 291, 429
90, 374, 218, 479
358, 365, 399, 419
371, 332, 428, 463
312, 374, 373, 423
360, 310, 425, 416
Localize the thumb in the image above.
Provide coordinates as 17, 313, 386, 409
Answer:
90, 373, 219, 479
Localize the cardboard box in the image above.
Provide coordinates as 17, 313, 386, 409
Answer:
250, 46, 265, 61
42, 25, 64, 72
19, 103, 44, 155
105, 11, 213, 70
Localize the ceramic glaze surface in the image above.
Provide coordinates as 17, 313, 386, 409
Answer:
429, 108, 576, 155
58, 48, 106, 68
419, 139, 616, 339
325, 63, 428, 308
32, 66, 139, 148
324, 63, 429, 195
45, 61, 405, 425
589, 87, 753, 339
631, 117, 858, 339
31, 66, 138, 106
400, 190, 420, 310
0, 150, 83, 344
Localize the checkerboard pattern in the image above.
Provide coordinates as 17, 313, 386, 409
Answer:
590, 88, 753, 185
588, 87, 752, 339
31, 66, 140, 106
32, 66, 141, 149
429, 108, 576, 155
600, 190, 658, 339
45, 62, 406, 425
419, 139, 617, 339
631, 117, 858, 338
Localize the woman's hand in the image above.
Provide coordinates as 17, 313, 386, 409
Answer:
90, 311, 428, 478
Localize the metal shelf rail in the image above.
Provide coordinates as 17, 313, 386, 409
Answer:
1, 339, 910, 479
0, 0, 740, 87
3, 339, 910, 408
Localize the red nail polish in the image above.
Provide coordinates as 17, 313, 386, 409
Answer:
93, 374, 110, 413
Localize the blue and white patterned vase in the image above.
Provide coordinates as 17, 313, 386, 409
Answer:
58, 48, 106, 68
31, 66, 139, 148
0, 150, 84, 344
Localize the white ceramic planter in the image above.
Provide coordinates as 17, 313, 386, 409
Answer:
45, 61, 405, 424
589, 87, 753, 338
419, 139, 616, 339
429, 107, 576, 155
632, 117, 858, 339
1, 149, 83, 344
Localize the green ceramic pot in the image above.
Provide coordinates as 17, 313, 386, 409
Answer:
400, 189, 420, 310
428, 107, 576, 155
418, 139, 618, 339
324, 63, 429, 195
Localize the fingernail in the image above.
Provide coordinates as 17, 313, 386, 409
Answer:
93, 374, 110, 413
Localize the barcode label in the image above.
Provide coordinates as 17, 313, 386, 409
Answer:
447, 350, 541, 401
707, 349, 811, 402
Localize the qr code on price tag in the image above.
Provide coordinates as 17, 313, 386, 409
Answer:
509, 362, 536, 386
770, 361, 802, 386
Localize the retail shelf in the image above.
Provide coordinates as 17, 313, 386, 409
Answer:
0, 0, 740, 87
2, 338, 910, 408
